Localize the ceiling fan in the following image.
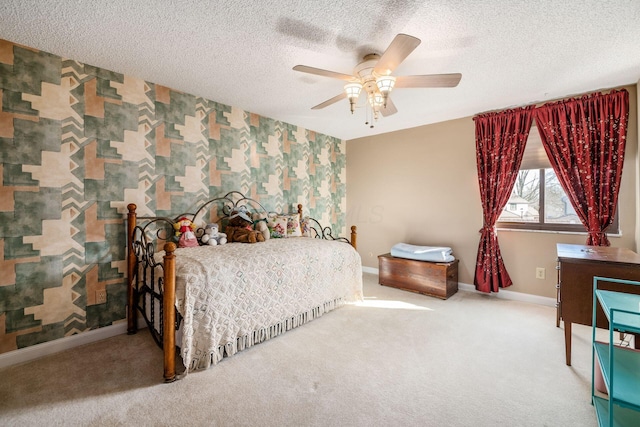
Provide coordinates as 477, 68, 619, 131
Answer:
293, 34, 462, 127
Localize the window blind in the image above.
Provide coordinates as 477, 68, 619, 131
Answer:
521, 120, 551, 170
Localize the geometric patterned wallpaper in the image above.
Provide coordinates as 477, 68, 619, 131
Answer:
0, 39, 347, 355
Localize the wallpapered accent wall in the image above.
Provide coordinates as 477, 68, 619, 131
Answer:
0, 39, 347, 355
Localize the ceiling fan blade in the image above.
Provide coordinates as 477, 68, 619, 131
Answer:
394, 73, 462, 88
374, 34, 421, 76
311, 92, 347, 110
293, 65, 354, 81
380, 97, 398, 117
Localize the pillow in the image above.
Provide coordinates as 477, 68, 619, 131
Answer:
267, 214, 302, 238
267, 215, 287, 238
286, 214, 302, 237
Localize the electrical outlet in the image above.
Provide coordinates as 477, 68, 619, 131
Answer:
535, 267, 546, 280
96, 289, 107, 304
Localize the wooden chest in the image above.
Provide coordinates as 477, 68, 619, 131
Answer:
378, 253, 459, 299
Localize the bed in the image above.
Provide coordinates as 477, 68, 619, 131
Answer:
126, 191, 363, 382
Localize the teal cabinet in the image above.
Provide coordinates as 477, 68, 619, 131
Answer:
592, 277, 640, 426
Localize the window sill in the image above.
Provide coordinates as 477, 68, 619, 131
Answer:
495, 227, 622, 238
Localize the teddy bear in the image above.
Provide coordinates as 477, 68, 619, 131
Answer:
225, 206, 265, 244
174, 216, 199, 248
200, 223, 227, 246
252, 212, 270, 241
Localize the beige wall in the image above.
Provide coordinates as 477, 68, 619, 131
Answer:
347, 84, 638, 299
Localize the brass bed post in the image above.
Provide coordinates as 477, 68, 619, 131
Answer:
126, 204, 137, 335
350, 226, 357, 250
163, 242, 177, 383
297, 203, 303, 218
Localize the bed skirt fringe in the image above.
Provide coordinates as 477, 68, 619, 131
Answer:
187, 297, 344, 371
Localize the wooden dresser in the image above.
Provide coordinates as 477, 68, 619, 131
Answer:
378, 253, 458, 299
556, 243, 640, 365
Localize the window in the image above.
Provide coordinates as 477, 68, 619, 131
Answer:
497, 121, 619, 233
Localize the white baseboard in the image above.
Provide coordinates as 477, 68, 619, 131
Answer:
361, 265, 378, 275
457, 282, 556, 307
362, 267, 556, 307
0, 320, 142, 370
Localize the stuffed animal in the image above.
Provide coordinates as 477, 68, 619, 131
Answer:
200, 223, 227, 246
174, 217, 199, 248
252, 212, 270, 241
225, 207, 265, 244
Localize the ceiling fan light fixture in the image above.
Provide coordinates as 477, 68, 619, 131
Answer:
344, 82, 363, 114
367, 92, 384, 109
375, 75, 396, 93
375, 75, 396, 107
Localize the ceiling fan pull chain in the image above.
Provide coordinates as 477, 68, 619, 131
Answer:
369, 104, 374, 128
364, 102, 369, 126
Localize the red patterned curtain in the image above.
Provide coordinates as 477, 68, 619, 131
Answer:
533, 90, 629, 246
474, 106, 534, 293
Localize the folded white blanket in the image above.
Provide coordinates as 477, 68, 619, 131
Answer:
390, 243, 455, 263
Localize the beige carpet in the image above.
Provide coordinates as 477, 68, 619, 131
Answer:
0, 273, 598, 426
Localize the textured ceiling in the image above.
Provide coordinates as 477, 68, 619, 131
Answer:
2, 0, 640, 140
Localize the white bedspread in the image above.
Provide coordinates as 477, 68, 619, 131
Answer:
169, 238, 363, 371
